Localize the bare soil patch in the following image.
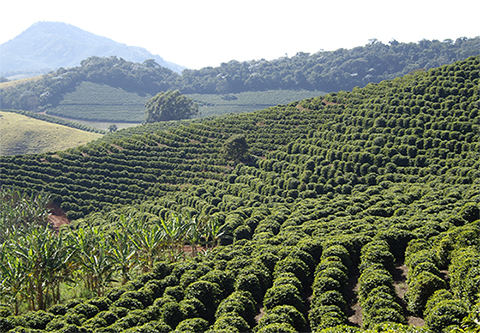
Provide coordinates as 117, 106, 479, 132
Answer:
346, 270, 362, 327
393, 265, 425, 327
48, 204, 70, 231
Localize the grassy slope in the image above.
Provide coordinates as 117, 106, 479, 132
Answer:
0, 111, 103, 155
0, 75, 43, 89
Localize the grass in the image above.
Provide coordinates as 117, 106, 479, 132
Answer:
0, 75, 44, 89
0, 111, 103, 155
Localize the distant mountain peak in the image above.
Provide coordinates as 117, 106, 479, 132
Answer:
1, 21, 185, 79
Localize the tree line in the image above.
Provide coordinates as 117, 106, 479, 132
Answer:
1, 37, 479, 111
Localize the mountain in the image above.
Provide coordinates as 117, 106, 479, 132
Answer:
0, 21, 185, 78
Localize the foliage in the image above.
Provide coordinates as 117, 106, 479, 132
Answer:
1, 55, 480, 333
145, 90, 198, 123
222, 134, 250, 162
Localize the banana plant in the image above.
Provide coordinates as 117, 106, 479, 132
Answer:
13, 226, 72, 311
203, 216, 227, 248
0, 254, 26, 315
129, 220, 166, 272
159, 213, 189, 260
109, 227, 137, 284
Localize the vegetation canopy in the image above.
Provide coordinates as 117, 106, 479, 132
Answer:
144, 90, 199, 123
0, 55, 479, 332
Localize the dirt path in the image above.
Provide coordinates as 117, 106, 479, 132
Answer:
347, 265, 425, 327
393, 265, 425, 327
347, 270, 362, 327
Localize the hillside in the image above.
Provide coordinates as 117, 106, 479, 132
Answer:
0, 56, 479, 332
0, 111, 103, 155
1, 37, 478, 123
0, 21, 184, 79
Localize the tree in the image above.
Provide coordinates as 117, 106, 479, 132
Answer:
144, 90, 198, 123
108, 124, 118, 133
222, 134, 249, 162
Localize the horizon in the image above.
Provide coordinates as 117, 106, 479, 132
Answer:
1, 0, 479, 69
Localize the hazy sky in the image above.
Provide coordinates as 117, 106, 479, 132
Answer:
1, 0, 479, 69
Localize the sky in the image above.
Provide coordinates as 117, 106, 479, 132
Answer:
1, 0, 479, 69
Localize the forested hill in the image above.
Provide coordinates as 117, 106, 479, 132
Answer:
1, 37, 479, 112
0, 56, 479, 332
176, 37, 480, 93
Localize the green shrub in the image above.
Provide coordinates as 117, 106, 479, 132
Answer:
200, 269, 235, 297
94, 310, 119, 326
273, 258, 310, 288
312, 276, 341, 294
424, 289, 453, 315
256, 252, 281, 273
272, 274, 303, 293
263, 284, 304, 312
114, 312, 148, 330
408, 261, 440, 280
48, 304, 67, 316
142, 279, 167, 300
308, 305, 345, 330
404, 239, 431, 260
268, 304, 307, 332
359, 245, 395, 272
405, 271, 446, 315
0, 317, 17, 332
317, 266, 348, 286
255, 322, 297, 333
160, 301, 184, 329
23, 310, 54, 329
424, 299, 468, 332
316, 325, 360, 333
358, 266, 394, 299
213, 312, 251, 333
450, 246, 480, 306
179, 297, 207, 320
136, 320, 172, 333
215, 291, 256, 327
64, 298, 85, 309
314, 258, 348, 276
234, 273, 263, 303
363, 307, 405, 328
81, 316, 108, 329
321, 245, 352, 269
184, 280, 222, 311
110, 306, 129, 319
86, 297, 112, 312
312, 290, 347, 311
164, 285, 184, 302
174, 317, 209, 333
112, 297, 144, 310
69, 303, 99, 319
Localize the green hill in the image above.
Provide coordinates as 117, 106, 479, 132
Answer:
0, 111, 103, 155
0, 56, 479, 332
1, 37, 478, 123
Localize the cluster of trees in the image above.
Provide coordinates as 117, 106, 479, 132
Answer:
0, 56, 479, 332
0, 56, 177, 111
144, 90, 198, 123
1, 37, 479, 112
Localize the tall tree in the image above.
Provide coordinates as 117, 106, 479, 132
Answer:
144, 90, 198, 123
